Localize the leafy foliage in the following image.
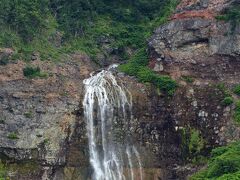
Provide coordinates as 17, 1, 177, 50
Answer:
119, 49, 177, 95
0, 0, 178, 61
7, 132, 19, 140
180, 128, 205, 164
191, 141, 240, 179
234, 101, 240, 124
23, 66, 48, 78
0, 0, 51, 41
216, 5, 240, 31
0, 0, 178, 93
221, 97, 234, 106
233, 85, 240, 96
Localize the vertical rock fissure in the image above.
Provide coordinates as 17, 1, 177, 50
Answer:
83, 66, 143, 180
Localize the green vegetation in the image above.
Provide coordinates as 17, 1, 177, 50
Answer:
234, 101, 240, 124
181, 76, 194, 83
0, 0, 179, 61
0, 161, 7, 180
0, 160, 40, 179
43, 138, 50, 145
119, 49, 177, 95
216, 5, 240, 31
216, 83, 231, 97
24, 111, 33, 118
23, 66, 48, 78
189, 129, 205, 157
191, 141, 240, 179
7, 132, 19, 140
221, 97, 234, 106
180, 128, 206, 164
0, 0, 179, 93
233, 85, 240, 96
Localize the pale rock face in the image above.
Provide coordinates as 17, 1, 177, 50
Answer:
153, 63, 164, 72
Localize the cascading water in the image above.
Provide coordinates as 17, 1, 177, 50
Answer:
83, 65, 143, 180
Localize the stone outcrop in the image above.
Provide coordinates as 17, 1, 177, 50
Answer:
149, 0, 240, 82
148, 0, 240, 177
0, 53, 95, 179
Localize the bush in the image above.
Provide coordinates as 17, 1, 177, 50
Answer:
119, 47, 177, 96
23, 66, 48, 78
234, 101, 240, 123
191, 141, 240, 179
7, 132, 19, 140
189, 129, 205, 157
221, 96, 234, 106
0, 0, 51, 41
233, 85, 240, 96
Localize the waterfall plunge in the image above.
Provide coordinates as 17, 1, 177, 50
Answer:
83, 66, 143, 180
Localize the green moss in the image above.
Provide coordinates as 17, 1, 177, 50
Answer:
221, 97, 234, 106
7, 132, 19, 140
24, 111, 33, 118
180, 128, 205, 163
234, 101, 240, 124
23, 66, 48, 79
233, 85, 240, 96
191, 141, 240, 179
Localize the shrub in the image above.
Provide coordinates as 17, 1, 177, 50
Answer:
119, 48, 177, 96
23, 66, 48, 78
233, 85, 240, 96
24, 111, 33, 118
7, 132, 19, 140
180, 128, 205, 163
234, 101, 240, 123
216, 83, 231, 97
189, 129, 205, 156
221, 96, 234, 106
191, 141, 240, 179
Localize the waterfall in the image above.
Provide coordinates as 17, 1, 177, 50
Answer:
83, 65, 143, 180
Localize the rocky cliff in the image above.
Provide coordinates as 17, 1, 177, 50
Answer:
1, 0, 240, 179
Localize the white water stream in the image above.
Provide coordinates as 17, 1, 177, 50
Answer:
83, 65, 143, 180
